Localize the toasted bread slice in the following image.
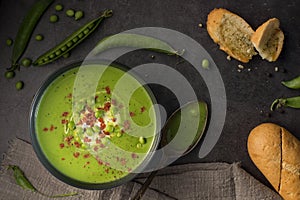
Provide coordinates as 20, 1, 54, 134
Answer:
207, 8, 257, 63
251, 18, 284, 62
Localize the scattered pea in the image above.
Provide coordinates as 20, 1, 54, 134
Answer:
49, 14, 59, 23
35, 34, 44, 41
202, 58, 210, 69
66, 9, 75, 17
6, 38, 13, 46
55, 4, 63, 11
139, 137, 146, 144
63, 52, 70, 58
15, 81, 24, 90
21, 58, 32, 67
136, 143, 143, 149
75, 11, 84, 20
5, 71, 15, 79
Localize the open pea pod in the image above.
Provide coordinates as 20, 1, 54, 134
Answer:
33, 9, 113, 66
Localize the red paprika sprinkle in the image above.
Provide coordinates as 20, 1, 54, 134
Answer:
62, 111, 69, 117
98, 117, 104, 124
94, 146, 99, 152
141, 106, 146, 113
50, 125, 55, 131
105, 86, 111, 94
59, 143, 65, 149
129, 112, 135, 117
61, 157, 65, 160
104, 168, 109, 173
66, 93, 72, 98
104, 102, 111, 111
74, 141, 80, 148
131, 153, 138, 159
43, 127, 48, 132
73, 152, 80, 158
112, 118, 117, 122
111, 99, 117, 105
84, 153, 90, 158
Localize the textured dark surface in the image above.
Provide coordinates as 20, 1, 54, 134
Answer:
1, 0, 300, 192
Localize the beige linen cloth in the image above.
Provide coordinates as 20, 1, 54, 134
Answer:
0, 139, 282, 200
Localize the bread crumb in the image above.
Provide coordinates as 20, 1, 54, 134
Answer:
226, 55, 231, 61
198, 23, 203, 28
275, 67, 279, 72
237, 69, 242, 72
238, 64, 244, 69
248, 68, 251, 72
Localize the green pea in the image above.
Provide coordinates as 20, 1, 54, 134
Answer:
75, 11, 84, 20
139, 137, 146, 144
63, 52, 70, 58
86, 128, 94, 136
95, 110, 104, 118
66, 41, 73, 47
136, 143, 143, 149
49, 14, 59, 23
202, 58, 210, 69
78, 32, 84, 38
72, 37, 79, 43
5, 71, 15, 79
68, 121, 76, 130
15, 81, 24, 90
61, 46, 67, 51
21, 58, 32, 67
66, 9, 75, 17
6, 38, 13, 46
83, 29, 89, 35
55, 4, 63, 11
55, 50, 62, 56
35, 34, 43, 41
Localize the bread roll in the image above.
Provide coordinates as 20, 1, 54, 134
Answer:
248, 123, 300, 200
206, 8, 257, 63
251, 18, 284, 62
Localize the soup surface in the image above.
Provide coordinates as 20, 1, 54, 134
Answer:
34, 64, 157, 183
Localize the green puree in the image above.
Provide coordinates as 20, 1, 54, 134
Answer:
35, 65, 157, 184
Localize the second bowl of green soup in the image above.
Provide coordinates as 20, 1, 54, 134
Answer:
30, 61, 161, 189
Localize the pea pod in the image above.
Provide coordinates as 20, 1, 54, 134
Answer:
33, 9, 113, 66
281, 76, 300, 89
270, 96, 300, 111
9, 0, 54, 71
91, 33, 182, 56
8, 165, 78, 198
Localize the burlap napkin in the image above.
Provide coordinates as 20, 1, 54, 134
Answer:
0, 138, 282, 200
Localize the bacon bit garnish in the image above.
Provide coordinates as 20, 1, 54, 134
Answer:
141, 106, 146, 113
62, 112, 69, 117
131, 153, 138, 159
105, 86, 111, 94
112, 118, 117, 122
64, 136, 74, 142
83, 137, 91, 143
73, 152, 80, 158
84, 153, 90, 158
124, 120, 130, 130
59, 143, 65, 149
74, 141, 80, 148
61, 157, 65, 161
94, 146, 99, 152
104, 102, 111, 111
111, 99, 117, 105
129, 112, 135, 117
43, 128, 48, 132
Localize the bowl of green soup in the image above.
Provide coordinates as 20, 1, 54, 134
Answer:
29, 61, 161, 189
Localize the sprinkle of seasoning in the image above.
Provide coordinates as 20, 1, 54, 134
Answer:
43, 128, 48, 132
130, 111, 135, 117
73, 152, 80, 158
141, 106, 146, 113
105, 86, 111, 94
59, 143, 65, 149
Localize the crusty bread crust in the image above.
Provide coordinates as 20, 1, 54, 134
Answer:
207, 8, 256, 63
251, 18, 284, 62
248, 123, 300, 200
